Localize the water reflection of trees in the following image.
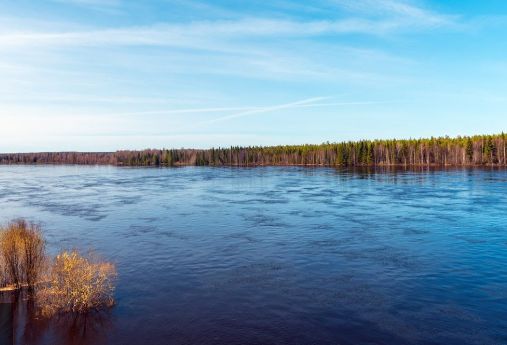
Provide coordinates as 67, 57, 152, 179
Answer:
1, 290, 114, 345
47, 309, 115, 345
333, 165, 475, 184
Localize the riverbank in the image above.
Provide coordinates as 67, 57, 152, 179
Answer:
1, 133, 506, 167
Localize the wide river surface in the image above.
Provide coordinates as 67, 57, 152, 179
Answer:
0, 165, 506, 344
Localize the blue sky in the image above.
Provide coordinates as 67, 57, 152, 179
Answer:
1, 0, 506, 152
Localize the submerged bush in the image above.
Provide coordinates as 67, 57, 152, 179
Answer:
37, 249, 117, 316
0, 218, 117, 317
0, 219, 48, 290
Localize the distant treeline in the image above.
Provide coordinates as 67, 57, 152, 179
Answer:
2, 133, 507, 166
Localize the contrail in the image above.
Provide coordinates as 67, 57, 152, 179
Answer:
176, 96, 332, 130
296, 100, 403, 108
174, 98, 404, 130
108, 106, 259, 117
104, 99, 401, 118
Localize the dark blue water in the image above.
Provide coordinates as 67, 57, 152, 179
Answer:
0, 165, 506, 344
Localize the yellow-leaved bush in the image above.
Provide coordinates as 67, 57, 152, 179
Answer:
37, 249, 117, 317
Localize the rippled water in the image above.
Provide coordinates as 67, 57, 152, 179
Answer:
0, 165, 506, 344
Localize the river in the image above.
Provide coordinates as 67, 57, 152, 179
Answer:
0, 165, 506, 344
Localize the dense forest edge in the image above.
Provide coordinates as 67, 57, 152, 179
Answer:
2, 133, 507, 166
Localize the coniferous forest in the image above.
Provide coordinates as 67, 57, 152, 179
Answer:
1, 133, 507, 167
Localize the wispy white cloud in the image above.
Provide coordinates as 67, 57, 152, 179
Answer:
49, 0, 120, 6
47, 0, 123, 13
10, 94, 170, 104
0, 12, 458, 48
0, 0, 457, 92
331, 0, 458, 26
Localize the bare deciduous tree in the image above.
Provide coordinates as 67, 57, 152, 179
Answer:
0, 219, 48, 290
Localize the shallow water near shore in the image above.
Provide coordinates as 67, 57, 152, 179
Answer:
0, 165, 506, 344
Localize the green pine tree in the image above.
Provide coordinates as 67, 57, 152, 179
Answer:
484, 136, 495, 163
466, 138, 473, 163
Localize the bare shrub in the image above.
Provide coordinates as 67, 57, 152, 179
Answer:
0, 219, 117, 317
0, 222, 23, 288
21, 222, 48, 289
37, 249, 117, 316
0, 219, 48, 290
